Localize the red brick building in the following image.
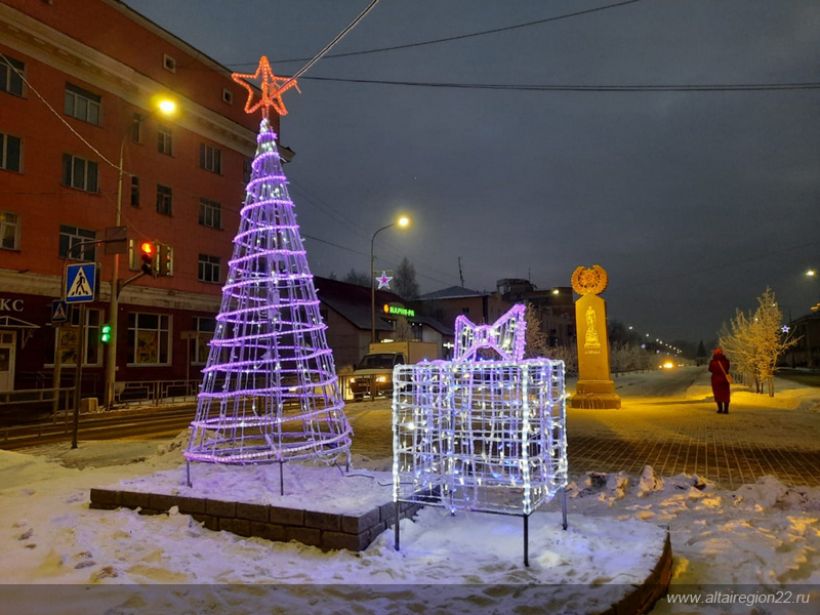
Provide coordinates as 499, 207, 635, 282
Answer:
0, 0, 276, 398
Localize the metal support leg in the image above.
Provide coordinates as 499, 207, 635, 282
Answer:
394, 501, 400, 551
561, 487, 568, 530
279, 461, 284, 496
186, 461, 192, 488
523, 515, 529, 567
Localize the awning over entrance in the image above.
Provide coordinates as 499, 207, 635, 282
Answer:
0, 316, 41, 349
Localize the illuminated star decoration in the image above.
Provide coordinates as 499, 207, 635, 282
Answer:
781, 325, 790, 333
376, 271, 393, 290
231, 55, 301, 117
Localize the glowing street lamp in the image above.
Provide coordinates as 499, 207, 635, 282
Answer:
370, 215, 412, 343
104, 97, 178, 409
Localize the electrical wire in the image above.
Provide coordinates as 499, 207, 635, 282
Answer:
280, 0, 381, 89
298, 74, 820, 92
248, 0, 646, 66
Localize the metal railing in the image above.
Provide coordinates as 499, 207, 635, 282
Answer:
115, 379, 199, 407
0, 387, 73, 411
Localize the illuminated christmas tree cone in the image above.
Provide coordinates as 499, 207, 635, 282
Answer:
185, 59, 352, 465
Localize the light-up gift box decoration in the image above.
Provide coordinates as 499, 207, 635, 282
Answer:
392, 305, 568, 525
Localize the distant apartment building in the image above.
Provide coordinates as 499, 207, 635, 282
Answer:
0, 0, 278, 396
416, 280, 576, 349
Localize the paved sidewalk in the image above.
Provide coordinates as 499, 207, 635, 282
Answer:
567, 369, 820, 488
347, 368, 820, 489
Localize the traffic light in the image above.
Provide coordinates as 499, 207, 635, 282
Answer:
158, 243, 173, 277
100, 323, 112, 344
139, 241, 155, 275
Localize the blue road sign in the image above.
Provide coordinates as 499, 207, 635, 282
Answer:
65, 263, 96, 303
51, 299, 69, 323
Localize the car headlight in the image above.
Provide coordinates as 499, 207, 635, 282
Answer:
376, 375, 387, 383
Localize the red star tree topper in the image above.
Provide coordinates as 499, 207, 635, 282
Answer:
232, 56, 301, 117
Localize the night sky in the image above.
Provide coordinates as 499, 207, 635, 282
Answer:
124, 0, 820, 344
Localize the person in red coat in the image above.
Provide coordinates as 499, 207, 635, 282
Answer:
708, 348, 731, 414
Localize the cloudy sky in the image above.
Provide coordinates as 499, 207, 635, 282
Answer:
125, 0, 819, 343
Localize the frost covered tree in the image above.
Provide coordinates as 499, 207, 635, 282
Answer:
394, 257, 419, 299
719, 288, 798, 396
524, 303, 548, 358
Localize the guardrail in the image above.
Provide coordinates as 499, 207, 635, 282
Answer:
115, 379, 199, 406
0, 387, 73, 411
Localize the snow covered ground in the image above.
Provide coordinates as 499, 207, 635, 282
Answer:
1, 372, 818, 613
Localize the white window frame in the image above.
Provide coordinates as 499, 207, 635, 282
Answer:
64, 83, 101, 125
199, 143, 222, 174
1, 211, 20, 250
156, 184, 173, 215
59, 225, 96, 261
198, 198, 222, 229
127, 312, 172, 366
198, 254, 221, 283
157, 126, 173, 156
0, 55, 24, 96
192, 316, 216, 365
47, 308, 103, 368
62, 153, 99, 192
0, 132, 22, 172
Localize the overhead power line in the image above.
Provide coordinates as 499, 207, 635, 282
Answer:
299, 75, 820, 92
248, 0, 645, 66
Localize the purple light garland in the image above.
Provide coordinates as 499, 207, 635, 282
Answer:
185, 118, 353, 465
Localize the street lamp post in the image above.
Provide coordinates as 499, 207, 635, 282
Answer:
370, 215, 410, 344
104, 99, 176, 409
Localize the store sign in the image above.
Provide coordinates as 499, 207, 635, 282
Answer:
0, 298, 24, 312
383, 304, 415, 318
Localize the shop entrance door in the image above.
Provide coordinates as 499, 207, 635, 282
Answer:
0, 331, 15, 392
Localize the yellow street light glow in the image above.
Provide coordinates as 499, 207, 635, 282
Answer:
157, 98, 177, 116
552, 289, 560, 295
807, 269, 817, 277
397, 215, 411, 228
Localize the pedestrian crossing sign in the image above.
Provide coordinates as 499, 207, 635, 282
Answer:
51, 299, 69, 323
65, 263, 96, 303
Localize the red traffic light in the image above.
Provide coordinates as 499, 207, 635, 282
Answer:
140, 241, 155, 274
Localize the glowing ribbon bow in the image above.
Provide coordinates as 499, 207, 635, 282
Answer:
454, 304, 527, 362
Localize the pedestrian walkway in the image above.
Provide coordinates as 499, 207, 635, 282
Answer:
347, 368, 820, 489
567, 369, 820, 489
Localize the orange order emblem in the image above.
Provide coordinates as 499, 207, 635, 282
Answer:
231, 56, 301, 117
571, 265, 608, 296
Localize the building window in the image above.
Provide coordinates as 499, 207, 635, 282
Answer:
130, 176, 140, 207
127, 312, 171, 365
0, 55, 24, 96
198, 198, 221, 229
192, 316, 216, 364
163, 54, 176, 73
199, 144, 221, 174
131, 113, 143, 143
222, 88, 233, 104
198, 254, 221, 283
243, 158, 253, 183
157, 127, 173, 156
156, 184, 172, 215
0, 132, 21, 172
61, 154, 99, 192
1, 211, 20, 250
59, 225, 96, 261
64, 83, 101, 125
54, 308, 103, 367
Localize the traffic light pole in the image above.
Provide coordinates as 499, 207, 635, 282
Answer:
104, 139, 127, 411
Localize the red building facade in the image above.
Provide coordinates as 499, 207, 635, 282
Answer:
0, 0, 275, 398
